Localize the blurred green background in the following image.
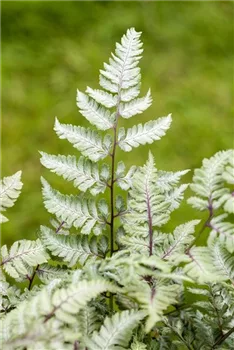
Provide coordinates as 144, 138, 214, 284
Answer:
2, 1, 233, 246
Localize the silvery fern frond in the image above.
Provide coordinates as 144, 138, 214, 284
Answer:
161, 220, 200, 262
208, 214, 234, 253
76, 90, 115, 130
184, 242, 234, 283
115, 161, 137, 191
86, 86, 118, 108
156, 169, 190, 192
118, 115, 172, 152
0, 239, 48, 279
0, 171, 23, 223
41, 178, 108, 235
40, 152, 108, 195
41, 225, 106, 267
54, 118, 111, 162
221, 151, 234, 214
119, 89, 152, 119
99, 28, 143, 95
47, 279, 116, 324
124, 152, 171, 231
86, 310, 145, 350
188, 150, 232, 211
126, 281, 180, 332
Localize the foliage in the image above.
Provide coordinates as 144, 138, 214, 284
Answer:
1, 28, 233, 349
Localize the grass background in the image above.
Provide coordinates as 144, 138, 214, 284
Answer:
2, 1, 233, 246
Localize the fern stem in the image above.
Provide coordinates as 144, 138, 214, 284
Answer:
28, 264, 39, 290
186, 198, 213, 252
212, 326, 234, 348
146, 185, 153, 256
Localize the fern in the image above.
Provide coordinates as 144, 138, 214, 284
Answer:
0, 171, 23, 223
188, 150, 231, 211
40, 152, 108, 195
0, 239, 48, 279
2, 27, 234, 350
54, 118, 111, 162
41, 225, 106, 266
41, 178, 107, 234
118, 115, 172, 152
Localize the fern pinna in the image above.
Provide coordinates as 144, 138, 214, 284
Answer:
1, 28, 234, 350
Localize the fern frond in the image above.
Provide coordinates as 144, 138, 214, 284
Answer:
210, 242, 234, 283
0, 239, 48, 279
185, 246, 231, 283
36, 263, 69, 283
130, 338, 147, 350
156, 169, 190, 192
188, 150, 231, 210
165, 184, 189, 211
223, 152, 234, 184
116, 161, 137, 191
54, 118, 111, 162
0, 171, 23, 223
127, 281, 180, 332
208, 214, 234, 253
40, 153, 107, 195
41, 178, 106, 235
118, 115, 172, 152
124, 152, 170, 231
77, 305, 101, 340
119, 89, 152, 119
48, 280, 115, 324
41, 226, 105, 267
76, 90, 115, 130
100, 27, 143, 95
161, 220, 200, 261
86, 86, 118, 108
86, 310, 145, 349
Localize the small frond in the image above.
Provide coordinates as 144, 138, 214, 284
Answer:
49, 280, 115, 324
208, 214, 234, 253
118, 115, 172, 152
119, 89, 152, 119
100, 27, 143, 95
86, 310, 144, 349
188, 150, 231, 210
124, 153, 170, 232
40, 153, 107, 194
130, 338, 147, 350
165, 184, 189, 211
223, 150, 234, 185
210, 242, 234, 283
185, 246, 230, 283
0, 171, 23, 223
127, 282, 180, 332
116, 162, 137, 191
0, 239, 48, 279
54, 118, 111, 162
36, 264, 69, 283
78, 305, 101, 341
161, 220, 200, 261
76, 90, 115, 130
41, 178, 106, 235
156, 169, 190, 192
86, 86, 117, 108
41, 226, 105, 267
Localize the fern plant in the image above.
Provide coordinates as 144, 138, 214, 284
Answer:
1, 28, 234, 350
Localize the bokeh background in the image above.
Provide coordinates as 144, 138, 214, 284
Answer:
2, 1, 233, 246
